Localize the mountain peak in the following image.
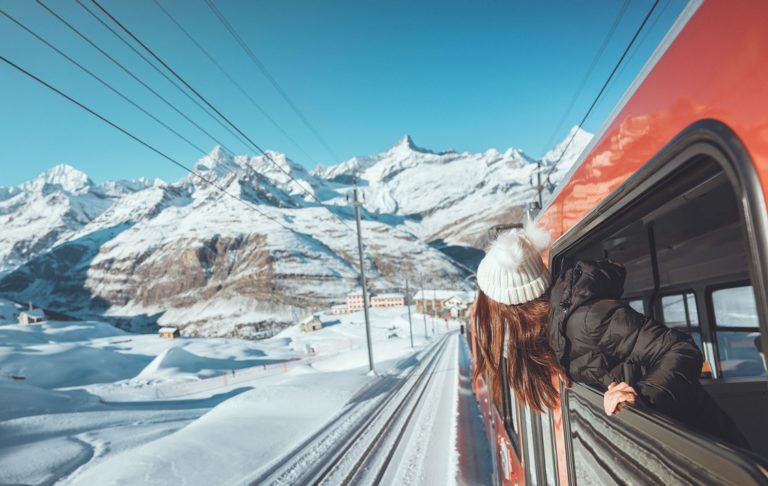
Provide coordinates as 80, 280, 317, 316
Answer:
542, 125, 593, 169
193, 146, 238, 178
389, 134, 432, 154
35, 163, 92, 193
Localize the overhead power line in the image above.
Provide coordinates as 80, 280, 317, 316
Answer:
203, 0, 342, 162
543, 0, 660, 183
151, 0, 322, 168
540, 0, 631, 156
0, 7, 208, 156
72, 0, 253, 154
610, 0, 672, 94
0, 52, 301, 235
89, 0, 357, 234
35, 0, 240, 156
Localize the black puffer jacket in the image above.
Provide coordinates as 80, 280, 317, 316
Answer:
548, 259, 749, 448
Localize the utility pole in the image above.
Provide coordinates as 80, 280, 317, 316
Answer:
406, 279, 414, 348
432, 289, 438, 337
420, 277, 429, 339
352, 181, 375, 373
536, 161, 543, 210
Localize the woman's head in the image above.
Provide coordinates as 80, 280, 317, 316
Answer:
472, 224, 560, 412
476, 224, 551, 305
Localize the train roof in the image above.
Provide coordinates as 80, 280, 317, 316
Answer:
538, 0, 701, 221
538, 0, 768, 249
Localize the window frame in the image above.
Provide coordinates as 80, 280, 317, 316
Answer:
657, 289, 713, 376
499, 356, 522, 459
658, 289, 700, 333
707, 280, 759, 332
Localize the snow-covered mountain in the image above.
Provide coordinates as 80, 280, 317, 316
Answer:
0, 128, 591, 337
314, 129, 591, 251
0, 164, 157, 275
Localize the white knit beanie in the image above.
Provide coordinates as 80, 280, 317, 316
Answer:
476, 223, 552, 305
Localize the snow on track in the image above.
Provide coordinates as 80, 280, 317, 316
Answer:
244, 332, 475, 486
241, 335, 451, 485
379, 332, 460, 485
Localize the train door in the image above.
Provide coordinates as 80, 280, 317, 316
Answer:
547, 121, 768, 483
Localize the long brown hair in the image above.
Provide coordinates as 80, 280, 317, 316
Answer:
472, 290, 560, 413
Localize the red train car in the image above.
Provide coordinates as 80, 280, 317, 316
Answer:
472, 1, 768, 483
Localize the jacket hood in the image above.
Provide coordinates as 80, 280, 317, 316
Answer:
548, 259, 627, 362
559, 260, 626, 310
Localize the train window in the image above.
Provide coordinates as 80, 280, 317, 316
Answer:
500, 335, 521, 452
540, 411, 557, 485
523, 407, 540, 486
711, 286, 766, 378
508, 387, 519, 436
661, 292, 703, 351
712, 286, 759, 327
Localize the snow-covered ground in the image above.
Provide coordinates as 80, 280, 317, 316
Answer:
0, 303, 467, 485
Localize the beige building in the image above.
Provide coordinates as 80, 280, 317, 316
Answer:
346, 292, 405, 312
330, 304, 349, 315
347, 292, 365, 312
413, 290, 474, 318
369, 293, 405, 308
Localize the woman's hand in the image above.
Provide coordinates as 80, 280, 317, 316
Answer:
604, 382, 637, 416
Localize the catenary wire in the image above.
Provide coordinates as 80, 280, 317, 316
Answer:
35, 0, 244, 156
73, 0, 254, 155
89, 0, 359, 234
0, 52, 303, 236
543, 0, 660, 183
151, 0, 323, 168
607, 0, 671, 99
540, 0, 631, 157
202, 0, 341, 162
0, 7, 209, 156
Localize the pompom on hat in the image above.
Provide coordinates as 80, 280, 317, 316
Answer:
476, 223, 552, 305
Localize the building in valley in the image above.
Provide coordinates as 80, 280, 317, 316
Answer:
300, 315, 323, 332
158, 327, 181, 339
18, 308, 45, 325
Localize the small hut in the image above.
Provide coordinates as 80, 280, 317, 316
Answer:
300, 315, 323, 332
19, 309, 45, 325
158, 327, 181, 339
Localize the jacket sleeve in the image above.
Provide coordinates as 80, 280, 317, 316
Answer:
603, 307, 703, 416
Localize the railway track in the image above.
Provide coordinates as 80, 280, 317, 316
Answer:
245, 333, 454, 486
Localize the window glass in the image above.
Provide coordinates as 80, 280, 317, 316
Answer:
712, 287, 765, 378
509, 387, 518, 435
540, 411, 557, 485
716, 332, 766, 378
661, 293, 699, 329
524, 407, 539, 486
628, 299, 644, 314
662, 293, 707, 377
712, 286, 759, 328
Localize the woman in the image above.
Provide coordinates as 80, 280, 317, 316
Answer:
472, 224, 748, 447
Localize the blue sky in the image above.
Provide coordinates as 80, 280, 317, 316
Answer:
0, 0, 686, 186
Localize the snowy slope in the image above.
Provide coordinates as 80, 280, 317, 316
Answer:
0, 308, 457, 485
0, 129, 591, 336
